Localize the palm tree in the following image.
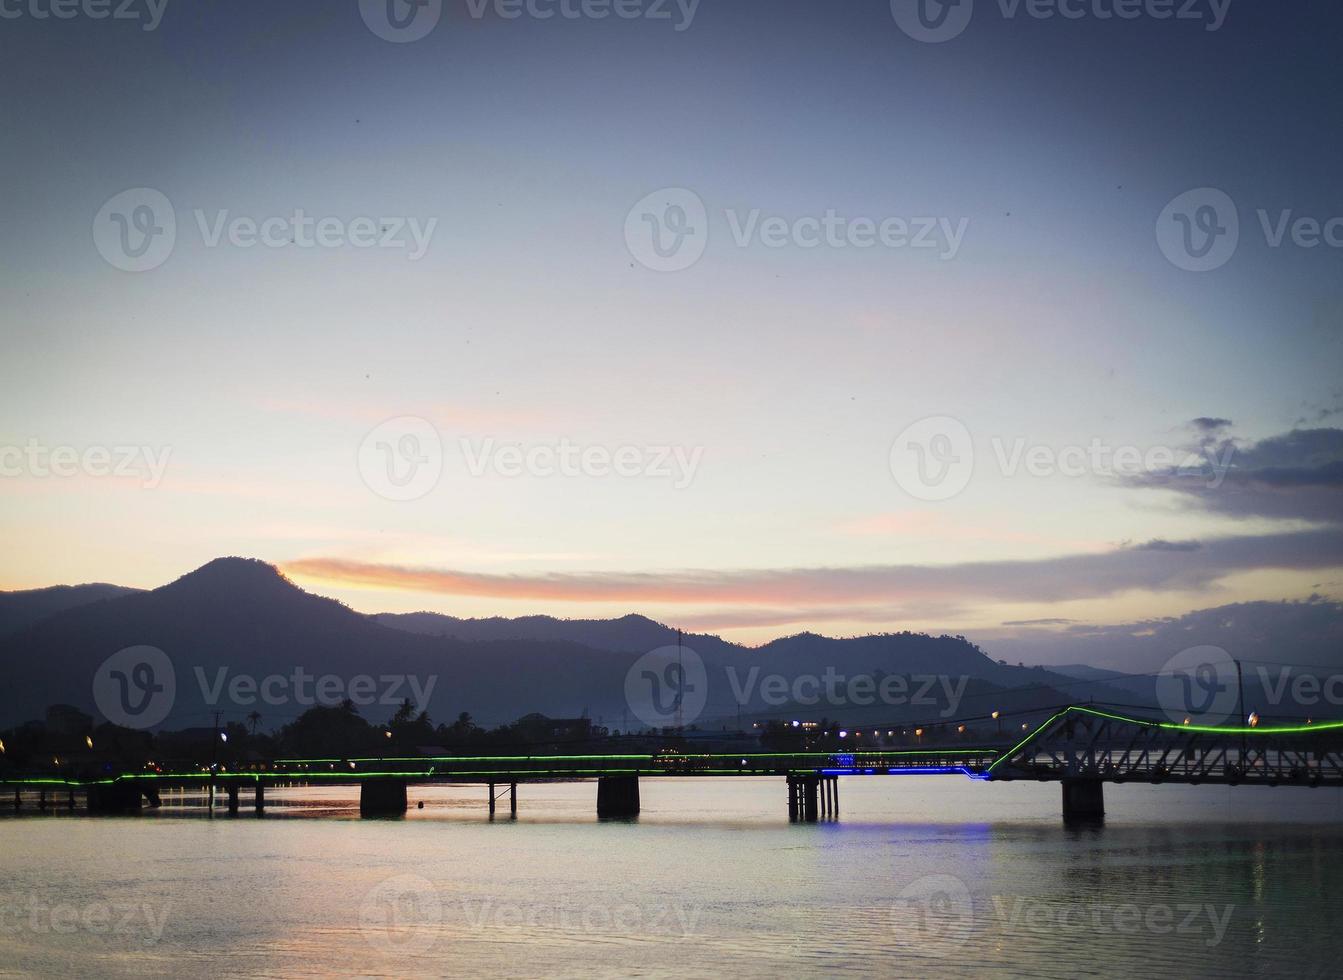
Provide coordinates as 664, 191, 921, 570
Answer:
247, 711, 261, 736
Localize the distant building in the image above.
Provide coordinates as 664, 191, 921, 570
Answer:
513, 713, 592, 742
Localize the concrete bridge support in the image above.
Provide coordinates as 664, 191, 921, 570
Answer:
255, 782, 265, 814
596, 776, 640, 818
227, 783, 240, 815
87, 781, 146, 815
360, 779, 408, 817
787, 776, 821, 822
486, 782, 519, 819
1062, 778, 1104, 822
821, 775, 839, 819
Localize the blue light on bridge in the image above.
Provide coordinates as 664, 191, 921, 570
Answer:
817, 766, 982, 778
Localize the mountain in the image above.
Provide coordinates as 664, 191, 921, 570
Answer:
375, 611, 741, 660
0, 558, 634, 731
0, 558, 1134, 733
1043, 664, 1133, 683
0, 583, 141, 637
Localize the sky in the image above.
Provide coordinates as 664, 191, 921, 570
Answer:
1, 0, 1341, 658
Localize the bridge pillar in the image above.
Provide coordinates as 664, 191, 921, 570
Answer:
255, 782, 265, 814
87, 780, 145, 815
38, 789, 47, 811
816, 775, 838, 819
1061, 778, 1104, 822
489, 782, 496, 819
510, 782, 517, 818
596, 776, 640, 818
226, 783, 240, 815
360, 779, 408, 817
787, 775, 820, 822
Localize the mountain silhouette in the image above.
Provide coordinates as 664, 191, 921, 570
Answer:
0, 582, 140, 637
0, 558, 1120, 732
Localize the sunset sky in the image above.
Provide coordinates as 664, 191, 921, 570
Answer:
2, 1, 1341, 654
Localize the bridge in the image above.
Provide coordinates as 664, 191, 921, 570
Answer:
4, 707, 1342, 822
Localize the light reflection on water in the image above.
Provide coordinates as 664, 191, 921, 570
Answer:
1, 777, 1339, 978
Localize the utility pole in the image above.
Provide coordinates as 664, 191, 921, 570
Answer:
1235, 660, 1247, 766
675, 628, 684, 732
209, 710, 221, 815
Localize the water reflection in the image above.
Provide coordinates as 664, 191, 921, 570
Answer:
1, 778, 1339, 978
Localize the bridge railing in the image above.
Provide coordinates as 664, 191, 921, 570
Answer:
986, 706, 1343, 786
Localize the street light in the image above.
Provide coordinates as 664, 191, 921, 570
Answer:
85, 735, 94, 749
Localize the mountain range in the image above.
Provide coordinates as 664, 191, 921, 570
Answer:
0, 557, 1136, 732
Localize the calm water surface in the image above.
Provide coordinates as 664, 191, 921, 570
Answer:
1, 777, 1340, 978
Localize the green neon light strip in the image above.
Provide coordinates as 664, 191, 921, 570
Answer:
1072, 705, 1343, 736
984, 706, 1343, 775
275, 748, 1000, 765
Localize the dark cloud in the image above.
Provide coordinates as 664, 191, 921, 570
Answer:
1132, 539, 1203, 552
982, 596, 1343, 673
286, 527, 1343, 610
1125, 426, 1343, 524
1190, 417, 1233, 435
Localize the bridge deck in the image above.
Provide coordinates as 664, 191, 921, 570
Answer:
4, 708, 1343, 795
